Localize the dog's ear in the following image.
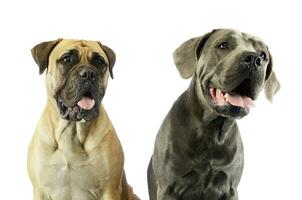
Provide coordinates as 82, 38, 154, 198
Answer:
173, 30, 216, 79
264, 52, 280, 102
31, 39, 62, 74
98, 42, 116, 79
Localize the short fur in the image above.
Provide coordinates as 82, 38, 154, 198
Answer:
147, 29, 280, 200
28, 39, 139, 200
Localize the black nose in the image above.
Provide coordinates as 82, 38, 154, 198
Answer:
242, 52, 262, 68
79, 68, 97, 81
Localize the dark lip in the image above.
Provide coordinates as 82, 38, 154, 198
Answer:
57, 91, 96, 110
56, 90, 99, 115
207, 78, 256, 102
206, 95, 249, 119
205, 79, 256, 118
56, 97, 99, 121
207, 95, 249, 112
82, 91, 94, 99
216, 104, 249, 119
58, 98, 68, 114
59, 89, 96, 107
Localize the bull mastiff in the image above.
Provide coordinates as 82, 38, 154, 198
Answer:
147, 29, 280, 200
27, 39, 139, 200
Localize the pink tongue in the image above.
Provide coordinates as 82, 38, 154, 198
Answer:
77, 97, 95, 110
210, 88, 255, 109
225, 93, 255, 108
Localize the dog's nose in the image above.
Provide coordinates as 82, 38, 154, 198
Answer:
79, 68, 97, 81
242, 52, 262, 68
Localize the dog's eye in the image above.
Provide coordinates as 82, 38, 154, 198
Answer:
217, 42, 229, 50
260, 51, 267, 60
62, 55, 72, 64
96, 57, 104, 65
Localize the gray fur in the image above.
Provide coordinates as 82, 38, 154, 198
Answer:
147, 29, 279, 200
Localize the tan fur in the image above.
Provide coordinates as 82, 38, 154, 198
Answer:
27, 40, 139, 200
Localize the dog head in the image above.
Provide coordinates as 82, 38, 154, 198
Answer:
32, 39, 116, 121
173, 29, 280, 118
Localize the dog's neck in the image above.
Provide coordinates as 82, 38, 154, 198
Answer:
43, 98, 110, 149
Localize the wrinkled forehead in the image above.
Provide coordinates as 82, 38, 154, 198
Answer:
50, 39, 108, 62
207, 29, 267, 50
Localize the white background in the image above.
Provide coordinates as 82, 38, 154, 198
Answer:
0, 0, 301, 199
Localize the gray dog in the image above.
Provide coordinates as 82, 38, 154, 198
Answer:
147, 29, 280, 200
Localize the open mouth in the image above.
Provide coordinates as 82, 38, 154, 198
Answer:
58, 91, 96, 117
76, 91, 96, 110
209, 79, 255, 109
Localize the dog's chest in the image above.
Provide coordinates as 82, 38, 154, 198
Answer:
168, 145, 243, 199
40, 130, 105, 199
170, 123, 244, 198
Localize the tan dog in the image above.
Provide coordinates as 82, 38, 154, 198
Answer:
27, 39, 139, 200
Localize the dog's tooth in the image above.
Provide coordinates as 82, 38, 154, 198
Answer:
210, 88, 216, 99
216, 89, 221, 97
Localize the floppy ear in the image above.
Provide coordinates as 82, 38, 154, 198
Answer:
173, 30, 216, 79
31, 39, 61, 74
98, 42, 116, 79
264, 52, 280, 102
